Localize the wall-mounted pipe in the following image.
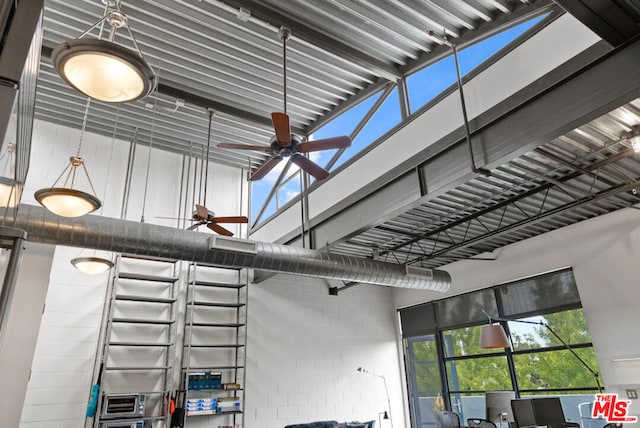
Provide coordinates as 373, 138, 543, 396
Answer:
11, 204, 451, 291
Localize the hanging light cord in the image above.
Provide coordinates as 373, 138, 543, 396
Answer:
283, 32, 287, 115
140, 58, 162, 222
49, 97, 99, 197
280, 27, 289, 115
99, 106, 119, 216
140, 95, 158, 222
76, 97, 91, 157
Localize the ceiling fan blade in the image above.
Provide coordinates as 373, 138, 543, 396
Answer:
291, 154, 329, 180
250, 156, 282, 181
208, 222, 234, 236
210, 216, 249, 224
271, 112, 291, 147
187, 223, 201, 231
195, 204, 208, 219
297, 136, 351, 153
217, 142, 272, 152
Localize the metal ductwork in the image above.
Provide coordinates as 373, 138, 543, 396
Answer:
7, 204, 451, 291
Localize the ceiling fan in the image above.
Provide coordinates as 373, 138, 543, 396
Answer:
217, 27, 351, 181
188, 109, 248, 236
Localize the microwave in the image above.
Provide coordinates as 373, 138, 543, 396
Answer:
99, 420, 144, 428
101, 393, 146, 419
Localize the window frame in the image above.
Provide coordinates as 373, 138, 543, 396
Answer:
400, 268, 601, 428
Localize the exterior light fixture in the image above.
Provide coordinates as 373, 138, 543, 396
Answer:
51, 0, 156, 103
35, 99, 101, 217
71, 256, 114, 274
0, 144, 22, 208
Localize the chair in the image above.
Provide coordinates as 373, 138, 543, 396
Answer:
438, 411, 462, 428
468, 418, 498, 428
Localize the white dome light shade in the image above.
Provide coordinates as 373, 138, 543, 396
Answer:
71, 257, 114, 275
34, 188, 101, 217
52, 39, 156, 103
0, 177, 21, 208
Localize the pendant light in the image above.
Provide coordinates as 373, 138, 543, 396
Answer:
51, 0, 156, 103
71, 256, 114, 274
70, 106, 120, 275
0, 143, 22, 208
35, 98, 101, 217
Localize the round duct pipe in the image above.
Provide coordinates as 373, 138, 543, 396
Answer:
9, 204, 451, 291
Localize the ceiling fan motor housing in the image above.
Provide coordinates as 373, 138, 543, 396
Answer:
270, 133, 302, 156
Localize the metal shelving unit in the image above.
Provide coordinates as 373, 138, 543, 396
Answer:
181, 262, 247, 427
94, 254, 181, 427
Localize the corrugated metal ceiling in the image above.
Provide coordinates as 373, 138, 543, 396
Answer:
37, 0, 552, 170
328, 98, 640, 268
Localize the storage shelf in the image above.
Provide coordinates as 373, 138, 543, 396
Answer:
118, 272, 179, 283
99, 415, 167, 423
115, 294, 176, 304
186, 388, 244, 393
105, 366, 171, 371
188, 322, 245, 328
185, 344, 245, 348
193, 280, 245, 289
112, 317, 175, 325
184, 365, 244, 370
109, 341, 173, 347
122, 254, 178, 264
192, 301, 245, 308
183, 264, 246, 425
186, 410, 242, 417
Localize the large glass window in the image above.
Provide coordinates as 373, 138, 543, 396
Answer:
406, 335, 443, 428
401, 269, 601, 428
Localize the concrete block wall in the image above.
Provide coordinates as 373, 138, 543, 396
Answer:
19, 245, 111, 428
243, 274, 404, 428
17, 118, 247, 428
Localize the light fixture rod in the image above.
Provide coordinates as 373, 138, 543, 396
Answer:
490, 315, 602, 392
450, 42, 491, 177
77, 97, 91, 157
54, 162, 73, 188
279, 27, 290, 115
203, 109, 214, 206
77, 15, 111, 39
81, 161, 99, 197
124, 23, 145, 59
428, 30, 491, 177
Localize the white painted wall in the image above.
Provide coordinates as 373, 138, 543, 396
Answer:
18, 118, 247, 428
0, 242, 55, 428
394, 206, 640, 419
245, 274, 404, 428
250, 14, 601, 244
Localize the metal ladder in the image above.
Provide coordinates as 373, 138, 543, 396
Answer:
180, 262, 247, 426
93, 253, 181, 427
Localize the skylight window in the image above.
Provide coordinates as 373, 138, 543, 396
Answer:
250, 12, 550, 228
407, 14, 547, 113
